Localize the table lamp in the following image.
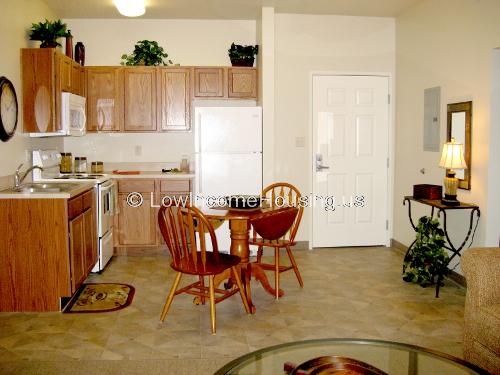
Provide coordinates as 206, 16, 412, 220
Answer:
439, 138, 467, 205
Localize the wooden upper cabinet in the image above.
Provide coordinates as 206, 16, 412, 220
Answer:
228, 67, 257, 99
86, 67, 123, 132
123, 67, 157, 131
22, 48, 56, 133
157, 68, 192, 131
194, 68, 224, 98
22, 49, 82, 133
57, 54, 72, 93
71, 62, 85, 96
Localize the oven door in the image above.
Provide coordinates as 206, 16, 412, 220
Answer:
92, 230, 114, 273
98, 181, 115, 237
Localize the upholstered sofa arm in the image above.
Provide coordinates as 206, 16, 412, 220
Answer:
462, 247, 500, 308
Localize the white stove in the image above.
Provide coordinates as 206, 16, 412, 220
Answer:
32, 150, 116, 273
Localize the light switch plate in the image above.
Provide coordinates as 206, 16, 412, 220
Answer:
295, 137, 305, 148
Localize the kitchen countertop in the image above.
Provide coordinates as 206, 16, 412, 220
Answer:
0, 181, 95, 199
109, 171, 195, 179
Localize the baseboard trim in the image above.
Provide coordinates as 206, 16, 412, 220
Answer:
294, 241, 309, 250
391, 238, 407, 254
390, 238, 466, 288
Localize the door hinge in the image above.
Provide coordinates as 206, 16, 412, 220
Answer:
388, 94, 391, 104
386, 220, 389, 230
387, 158, 389, 168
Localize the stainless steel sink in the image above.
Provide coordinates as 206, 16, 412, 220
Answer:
8, 183, 76, 193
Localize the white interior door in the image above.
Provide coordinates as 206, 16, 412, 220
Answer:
312, 75, 389, 247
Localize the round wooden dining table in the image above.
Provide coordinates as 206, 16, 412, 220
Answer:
200, 205, 291, 314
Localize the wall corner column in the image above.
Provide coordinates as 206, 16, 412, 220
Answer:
259, 6, 275, 186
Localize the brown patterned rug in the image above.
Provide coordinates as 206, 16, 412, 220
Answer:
64, 283, 135, 313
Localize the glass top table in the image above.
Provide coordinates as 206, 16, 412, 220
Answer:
214, 339, 488, 375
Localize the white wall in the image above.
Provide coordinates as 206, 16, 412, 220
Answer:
394, 0, 500, 269
0, 0, 63, 181
63, 18, 257, 164
274, 14, 396, 242
486, 49, 500, 246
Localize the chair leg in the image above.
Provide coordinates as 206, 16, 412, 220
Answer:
275, 247, 280, 300
209, 275, 216, 334
199, 275, 206, 305
286, 245, 303, 288
231, 266, 251, 314
256, 246, 263, 263
160, 272, 182, 322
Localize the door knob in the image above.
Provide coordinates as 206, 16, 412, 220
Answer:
315, 153, 330, 172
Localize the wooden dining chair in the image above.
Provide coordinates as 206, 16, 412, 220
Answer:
249, 182, 304, 299
158, 204, 250, 334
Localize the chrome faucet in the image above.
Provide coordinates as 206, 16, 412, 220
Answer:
14, 163, 44, 188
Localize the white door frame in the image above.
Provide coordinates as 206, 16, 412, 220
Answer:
309, 71, 395, 248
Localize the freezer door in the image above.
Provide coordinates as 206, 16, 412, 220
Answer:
195, 107, 262, 153
196, 152, 262, 197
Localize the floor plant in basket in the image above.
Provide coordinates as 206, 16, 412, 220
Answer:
403, 216, 449, 287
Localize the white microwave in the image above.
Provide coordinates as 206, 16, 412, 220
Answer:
30, 93, 86, 137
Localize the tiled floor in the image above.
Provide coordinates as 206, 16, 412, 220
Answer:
0, 247, 466, 374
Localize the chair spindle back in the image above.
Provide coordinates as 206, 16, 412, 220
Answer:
257, 182, 304, 243
158, 205, 220, 270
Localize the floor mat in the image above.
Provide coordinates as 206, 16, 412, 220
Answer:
64, 283, 134, 313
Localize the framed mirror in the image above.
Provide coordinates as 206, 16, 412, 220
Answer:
447, 101, 472, 190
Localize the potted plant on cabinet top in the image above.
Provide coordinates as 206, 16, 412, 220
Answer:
402, 216, 449, 287
121, 40, 173, 66
29, 19, 71, 48
228, 43, 258, 67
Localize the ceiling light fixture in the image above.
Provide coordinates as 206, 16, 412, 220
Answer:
113, 0, 146, 17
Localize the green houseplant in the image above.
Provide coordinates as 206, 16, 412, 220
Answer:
121, 40, 173, 66
29, 19, 70, 48
403, 216, 449, 287
228, 43, 258, 67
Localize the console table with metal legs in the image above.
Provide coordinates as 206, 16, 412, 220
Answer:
403, 196, 480, 297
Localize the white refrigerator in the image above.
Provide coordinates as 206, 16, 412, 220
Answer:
194, 106, 263, 252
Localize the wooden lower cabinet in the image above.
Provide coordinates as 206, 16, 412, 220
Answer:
83, 208, 96, 272
69, 214, 86, 293
0, 188, 97, 312
69, 206, 96, 294
117, 192, 157, 246
115, 178, 191, 248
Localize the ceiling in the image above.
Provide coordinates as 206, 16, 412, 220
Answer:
45, 0, 422, 19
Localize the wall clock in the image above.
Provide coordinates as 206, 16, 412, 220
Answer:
0, 76, 18, 142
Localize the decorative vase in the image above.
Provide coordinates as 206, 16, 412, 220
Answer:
65, 32, 73, 59
75, 42, 85, 66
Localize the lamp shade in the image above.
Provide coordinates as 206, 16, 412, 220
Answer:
439, 139, 467, 169
113, 0, 145, 17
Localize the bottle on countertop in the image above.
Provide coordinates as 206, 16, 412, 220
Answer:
74, 157, 87, 173
60, 152, 73, 173
91, 161, 104, 174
